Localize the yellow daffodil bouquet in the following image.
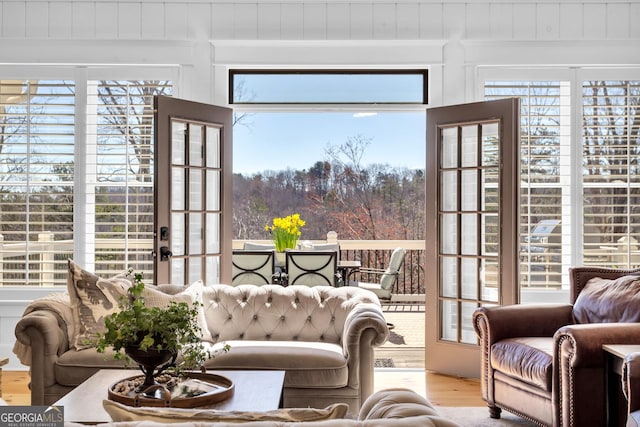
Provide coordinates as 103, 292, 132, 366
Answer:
265, 213, 306, 252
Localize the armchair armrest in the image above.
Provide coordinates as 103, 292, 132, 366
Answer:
473, 303, 574, 344
555, 322, 640, 368
553, 323, 640, 427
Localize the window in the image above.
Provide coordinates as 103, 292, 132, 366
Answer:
0, 77, 172, 286
582, 80, 640, 267
485, 81, 571, 291
230, 70, 427, 104
485, 77, 640, 299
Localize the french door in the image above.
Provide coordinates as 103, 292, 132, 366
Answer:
425, 98, 520, 378
154, 95, 233, 285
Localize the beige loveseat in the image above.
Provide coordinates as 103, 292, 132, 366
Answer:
65, 389, 461, 427
14, 278, 389, 415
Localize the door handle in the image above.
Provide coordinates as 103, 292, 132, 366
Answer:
160, 246, 173, 261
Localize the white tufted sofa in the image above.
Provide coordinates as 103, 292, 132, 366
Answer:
14, 284, 389, 415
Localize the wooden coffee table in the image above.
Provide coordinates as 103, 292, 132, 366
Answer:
54, 369, 285, 424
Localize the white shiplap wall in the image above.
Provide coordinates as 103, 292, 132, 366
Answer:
1, 1, 639, 370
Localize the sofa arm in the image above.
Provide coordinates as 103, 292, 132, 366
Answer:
553, 322, 640, 427
14, 309, 71, 405
342, 302, 389, 405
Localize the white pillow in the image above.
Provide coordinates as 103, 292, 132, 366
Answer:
135, 280, 212, 342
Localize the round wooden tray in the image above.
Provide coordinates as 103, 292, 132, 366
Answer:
108, 371, 234, 408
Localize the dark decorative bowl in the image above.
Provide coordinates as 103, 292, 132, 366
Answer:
125, 346, 177, 392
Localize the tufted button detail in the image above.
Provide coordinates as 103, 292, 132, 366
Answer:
253, 314, 258, 320
239, 333, 244, 339
295, 298, 300, 303
213, 334, 220, 340
265, 334, 271, 339
293, 336, 298, 341
228, 314, 232, 320
267, 297, 273, 303
319, 335, 325, 341
307, 315, 312, 322
280, 315, 285, 321
331, 316, 336, 322
242, 296, 247, 302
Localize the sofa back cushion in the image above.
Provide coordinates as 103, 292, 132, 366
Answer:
202, 285, 380, 344
573, 275, 640, 323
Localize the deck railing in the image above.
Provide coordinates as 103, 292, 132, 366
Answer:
0, 233, 426, 299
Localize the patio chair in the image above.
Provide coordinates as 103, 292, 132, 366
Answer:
231, 250, 275, 285
354, 247, 406, 301
285, 250, 340, 287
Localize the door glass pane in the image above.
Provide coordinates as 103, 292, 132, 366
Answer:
206, 171, 220, 211
188, 257, 202, 284
482, 122, 499, 166
482, 169, 499, 210
206, 127, 220, 168
171, 213, 185, 256
171, 259, 185, 284
441, 127, 458, 168
189, 213, 202, 255
441, 214, 458, 254
441, 257, 457, 298
482, 214, 499, 255
461, 258, 477, 299
481, 258, 499, 302
461, 214, 477, 255
441, 171, 457, 211
205, 256, 220, 286
172, 122, 185, 165
189, 169, 202, 210
172, 168, 185, 210
461, 170, 477, 211
461, 125, 478, 167
441, 300, 457, 342
461, 302, 478, 344
189, 124, 203, 167
206, 213, 220, 253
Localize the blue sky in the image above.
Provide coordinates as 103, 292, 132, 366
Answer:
233, 111, 426, 175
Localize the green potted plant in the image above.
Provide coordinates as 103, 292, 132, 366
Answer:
95, 271, 228, 391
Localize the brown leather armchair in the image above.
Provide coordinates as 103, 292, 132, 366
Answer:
473, 266, 640, 427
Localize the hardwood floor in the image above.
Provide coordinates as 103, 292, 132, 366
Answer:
1, 369, 484, 407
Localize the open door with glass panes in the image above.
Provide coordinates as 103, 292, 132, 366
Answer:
154, 95, 233, 285
425, 98, 520, 378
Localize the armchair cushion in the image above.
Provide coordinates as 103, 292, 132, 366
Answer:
573, 275, 640, 324
490, 337, 553, 391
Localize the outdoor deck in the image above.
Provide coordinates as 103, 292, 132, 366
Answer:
375, 303, 425, 369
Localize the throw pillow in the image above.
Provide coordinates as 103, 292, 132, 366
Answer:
102, 399, 349, 422
67, 259, 132, 350
573, 275, 640, 323
135, 280, 212, 342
